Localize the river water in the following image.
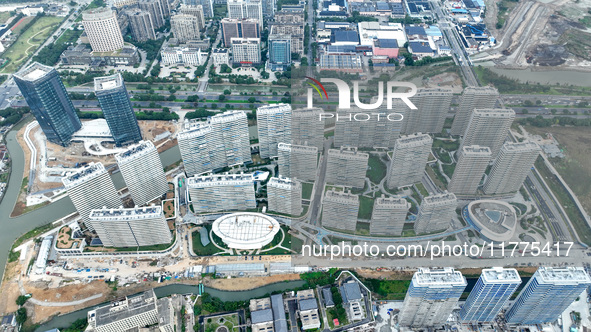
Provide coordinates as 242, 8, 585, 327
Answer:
0, 119, 181, 282
34, 280, 307, 332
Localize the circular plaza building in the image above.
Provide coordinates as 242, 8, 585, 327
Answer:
462, 200, 518, 242
212, 212, 281, 249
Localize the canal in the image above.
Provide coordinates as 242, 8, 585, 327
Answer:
0, 118, 182, 282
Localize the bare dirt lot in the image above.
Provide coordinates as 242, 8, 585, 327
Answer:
525, 126, 591, 214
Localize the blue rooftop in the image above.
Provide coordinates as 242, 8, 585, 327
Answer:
332, 30, 359, 43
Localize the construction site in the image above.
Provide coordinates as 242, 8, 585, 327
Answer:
476, 0, 591, 68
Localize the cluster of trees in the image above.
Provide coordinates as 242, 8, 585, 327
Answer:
347, 11, 379, 23
185, 109, 216, 119
69, 92, 95, 100
127, 38, 165, 61
198, 293, 247, 314
0, 107, 29, 126
299, 269, 340, 287
60, 70, 106, 86
518, 115, 591, 127
476, 66, 552, 94
33, 28, 83, 66
412, 55, 453, 66
326, 286, 348, 325
136, 110, 179, 121
133, 93, 168, 102
219, 64, 232, 73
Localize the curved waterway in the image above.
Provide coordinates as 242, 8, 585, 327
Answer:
32, 276, 532, 331
0, 119, 181, 282
34, 281, 307, 332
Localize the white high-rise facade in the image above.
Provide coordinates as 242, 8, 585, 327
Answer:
459, 267, 521, 323
89, 206, 172, 247
62, 163, 121, 230
187, 173, 256, 213
82, 8, 125, 52
334, 104, 404, 149
116, 141, 168, 207
178, 111, 251, 176
506, 267, 591, 325
483, 141, 540, 195
227, 0, 263, 24
369, 196, 409, 236
325, 147, 369, 188
267, 176, 302, 216
399, 268, 467, 327
277, 143, 318, 181
414, 192, 456, 234
256, 103, 291, 158
291, 108, 324, 150
451, 86, 499, 136
404, 88, 452, 134
386, 133, 432, 189
448, 145, 491, 195
461, 108, 515, 158
231, 38, 261, 64
321, 190, 359, 232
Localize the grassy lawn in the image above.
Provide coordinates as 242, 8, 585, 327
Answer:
363, 278, 411, 300
442, 163, 456, 179
0, 12, 12, 24
191, 228, 222, 256
415, 182, 429, 196
358, 195, 374, 220
366, 154, 387, 184
432, 139, 460, 151
534, 157, 591, 245
426, 165, 447, 189
1, 16, 64, 73
302, 182, 313, 200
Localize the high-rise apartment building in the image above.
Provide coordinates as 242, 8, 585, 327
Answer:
178, 110, 251, 176
505, 267, 591, 325
94, 73, 142, 147
483, 141, 540, 195
138, 0, 166, 28
461, 108, 515, 158
274, 7, 304, 23
179, 4, 205, 30
414, 192, 456, 234
321, 190, 359, 232
115, 141, 168, 207
263, 0, 275, 18
403, 88, 452, 134
291, 107, 324, 150
171, 14, 202, 42
14, 62, 81, 146
256, 103, 291, 158
231, 37, 261, 64
459, 267, 521, 323
450, 86, 499, 136
221, 18, 260, 47
268, 34, 291, 70
369, 196, 409, 235
326, 147, 369, 188
88, 290, 174, 332
399, 268, 467, 327
126, 10, 156, 41
448, 145, 491, 195
269, 23, 304, 54
227, 0, 263, 24
267, 176, 302, 216
184, 0, 213, 17
334, 104, 404, 149
89, 206, 172, 247
277, 143, 318, 181
82, 8, 125, 52
62, 163, 121, 229
187, 173, 256, 213
386, 133, 432, 189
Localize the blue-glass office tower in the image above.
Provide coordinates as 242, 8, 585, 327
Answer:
505, 267, 591, 325
268, 34, 291, 71
459, 267, 521, 323
14, 62, 81, 146
94, 74, 142, 147
399, 268, 467, 327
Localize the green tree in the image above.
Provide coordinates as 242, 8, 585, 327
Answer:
16, 307, 26, 325
15, 296, 28, 306
223, 89, 231, 95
